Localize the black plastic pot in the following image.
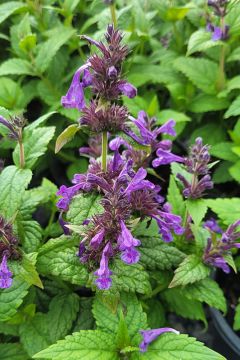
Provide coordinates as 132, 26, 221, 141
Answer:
209, 307, 240, 360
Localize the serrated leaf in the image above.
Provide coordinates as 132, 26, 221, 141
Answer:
169, 255, 210, 288
0, 2, 27, 25
93, 292, 147, 340
26, 112, 56, 130
73, 298, 95, 331
224, 95, 240, 118
0, 277, 29, 321
37, 236, 88, 285
188, 93, 229, 113
55, 124, 79, 153
33, 330, 119, 360
130, 333, 225, 360
181, 278, 226, 313
186, 199, 208, 226
12, 253, 43, 289
229, 160, 240, 182
35, 27, 75, 73
206, 198, 240, 225
174, 57, 218, 95
139, 242, 185, 270
0, 165, 32, 219
167, 175, 185, 217
48, 293, 80, 343
0, 343, 29, 360
161, 288, 206, 324
111, 260, 151, 294
16, 219, 42, 253
0, 58, 34, 76
13, 126, 55, 169
67, 193, 103, 225
0, 77, 26, 110
187, 29, 223, 56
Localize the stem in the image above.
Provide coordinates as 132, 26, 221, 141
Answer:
110, 3, 117, 27
18, 129, 25, 169
102, 131, 108, 172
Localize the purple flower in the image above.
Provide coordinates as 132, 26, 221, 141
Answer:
125, 168, 155, 194
204, 218, 223, 234
157, 119, 176, 136
108, 66, 118, 78
59, 213, 71, 235
139, 328, 180, 352
121, 247, 140, 264
152, 149, 183, 167
118, 82, 137, 98
56, 184, 82, 211
61, 63, 91, 111
0, 255, 12, 289
206, 23, 229, 41
95, 242, 113, 290
90, 229, 105, 249
118, 221, 141, 264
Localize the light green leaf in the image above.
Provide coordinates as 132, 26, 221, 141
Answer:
37, 236, 88, 285
26, 112, 56, 130
130, 333, 225, 360
206, 198, 240, 225
35, 27, 75, 73
174, 57, 218, 95
16, 219, 42, 253
0, 277, 29, 322
188, 94, 229, 113
224, 95, 240, 118
189, 123, 226, 146
55, 124, 79, 153
234, 300, 240, 331
0, 58, 34, 76
167, 175, 185, 217
0, 77, 26, 109
111, 260, 151, 294
187, 29, 223, 56
229, 160, 240, 182
67, 193, 103, 225
13, 126, 55, 169
0, 165, 32, 219
186, 199, 208, 226
166, 6, 190, 21
93, 292, 147, 339
0, 343, 29, 360
156, 109, 190, 125
0, 2, 27, 25
210, 142, 238, 162
181, 278, 226, 313
169, 255, 210, 288
13, 253, 43, 289
33, 330, 119, 360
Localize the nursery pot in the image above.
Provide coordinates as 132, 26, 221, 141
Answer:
209, 307, 240, 360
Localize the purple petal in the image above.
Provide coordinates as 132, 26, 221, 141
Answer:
0, 255, 13, 289
157, 119, 176, 136
125, 168, 155, 194
108, 66, 118, 78
212, 26, 222, 41
90, 229, 105, 249
95, 276, 112, 290
118, 220, 141, 250
152, 149, 183, 167
82, 69, 92, 87
139, 328, 180, 353
109, 137, 130, 151
121, 247, 140, 264
118, 82, 137, 98
59, 213, 71, 235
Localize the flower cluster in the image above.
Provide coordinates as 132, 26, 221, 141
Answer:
177, 137, 213, 199
0, 115, 26, 141
0, 215, 19, 289
203, 219, 240, 273
206, 0, 229, 41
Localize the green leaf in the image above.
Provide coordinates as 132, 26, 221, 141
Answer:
188, 94, 229, 113
12, 253, 43, 289
229, 160, 240, 182
93, 292, 147, 339
111, 260, 151, 295
0, 343, 29, 360
0, 2, 26, 25
67, 193, 103, 225
189, 123, 226, 146
145, 299, 165, 328
13, 126, 55, 169
210, 142, 238, 162
0, 165, 32, 219
186, 199, 208, 226
187, 29, 223, 56
0, 59, 34, 76
26, 112, 56, 130
181, 278, 226, 313
140, 242, 185, 271
55, 124, 79, 153
73, 298, 95, 331
206, 198, 240, 225
16, 218, 42, 253
224, 95, 240, 118
37, 236, 88, 285
35, 27, 75, 73
161, 289, 207, 324
169, 255, 210, 288
33, 330, 119, 360
167, 175, 185, 217
0, 77, 26, 109
174, 57, 218, 95
234, 300, 240, 331
0, 277, 29, 322
130, 333, 225, 360
156, 109, 190, 125
166, 6, 190, 21
48, 293, 80, 343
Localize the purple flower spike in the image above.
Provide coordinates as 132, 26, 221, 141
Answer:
108, 66, 118, 78
0, 255, 13, 289
139, 328, 180, 352
157, 119, 176, 136
95, 242, 113, 290
152, 149, 183, 167
61, 63, 91, 111
118, 82, 137, 98
90, 229, 105, 249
